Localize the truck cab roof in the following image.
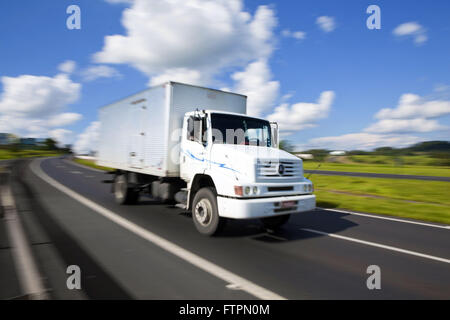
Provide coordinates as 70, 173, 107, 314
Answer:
185, 110, 269, 123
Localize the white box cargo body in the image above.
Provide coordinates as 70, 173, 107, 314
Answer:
97, 82, 247, 177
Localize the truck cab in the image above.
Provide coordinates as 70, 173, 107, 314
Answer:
179, 110, 315, 235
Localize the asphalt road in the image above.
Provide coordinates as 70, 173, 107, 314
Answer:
304, 169, 450, 182
4, 157, 450, 299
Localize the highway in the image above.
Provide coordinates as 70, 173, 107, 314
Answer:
304, 169, 450, 182
1, 157, 449, 299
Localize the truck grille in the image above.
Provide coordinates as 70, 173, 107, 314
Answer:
256, 160, 303, 180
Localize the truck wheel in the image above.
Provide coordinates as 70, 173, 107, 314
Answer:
192, 187, 226, 236
114, 174, 139, 205
261, 214, 290, 230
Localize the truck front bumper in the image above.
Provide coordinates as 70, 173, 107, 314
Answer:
217, 194, 316, 219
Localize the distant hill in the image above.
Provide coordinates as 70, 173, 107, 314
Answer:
297, 141, 450, 156
406, 141, 450, 152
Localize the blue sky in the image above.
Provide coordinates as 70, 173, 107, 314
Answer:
0, 0, 449, 152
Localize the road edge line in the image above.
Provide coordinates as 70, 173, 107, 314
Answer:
30, 158, 286, 300
301, 228, 450, 264
1, 169, 49, 300
319, 207, 450, 230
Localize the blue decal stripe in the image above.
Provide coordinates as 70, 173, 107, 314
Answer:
182, 149, 239, 173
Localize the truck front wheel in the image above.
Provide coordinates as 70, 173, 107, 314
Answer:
114, 174, 139, 205
192, 187, 226, 236
261, 214, 290, 230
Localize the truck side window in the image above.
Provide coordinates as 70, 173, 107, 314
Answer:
187, 117, 195, 141
187, 116, 203, 142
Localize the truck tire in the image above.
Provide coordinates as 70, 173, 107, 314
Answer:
261, 214, 290, 230
192, 187, 226, 236
114, 174, 139, 205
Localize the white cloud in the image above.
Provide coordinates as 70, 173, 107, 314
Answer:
73, 121, 100, 154
231, 59, 279, 117
299, 133, 423, 151
47, 113, 83, 127
375, 93, 450, 120
58, 60, 77, 74
281, 29, 306, 40
365, 118, 447, 134
149, 68, 205, 87
95, 0, 277, 85
0, 70, 82, 138
393, 22, 427, 45
364, 93, 450, 134
0, 74, 80, 117
82, 65, 122, 81
49, 129, 73, 146
434, 84, 450, 93
316, 16, 336, 33
267, 91, 335, 133
298, 90, 449, 151
97, 0, 335, 136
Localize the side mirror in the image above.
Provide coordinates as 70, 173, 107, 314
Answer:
270, 122, 279, 148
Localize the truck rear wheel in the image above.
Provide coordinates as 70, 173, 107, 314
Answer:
261, 214, 290, 230
114, 174, 139, 205
192, 187, 226, 236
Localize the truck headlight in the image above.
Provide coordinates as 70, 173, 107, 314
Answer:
235, 186, 259, 196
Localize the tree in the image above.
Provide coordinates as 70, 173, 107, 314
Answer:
279, 140, 294, 153
44, 138, 58, 150
61, 144, 73, 154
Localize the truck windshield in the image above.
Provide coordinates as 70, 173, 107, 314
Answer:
211, 113, 272, 147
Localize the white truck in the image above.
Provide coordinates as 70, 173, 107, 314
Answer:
97, 81, 315, 235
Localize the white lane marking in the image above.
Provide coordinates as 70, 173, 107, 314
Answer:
1, 170, 49, 299
70, 171, 82, 174
301, 228, 450, 264
31, 159, 285, 300
319, 207, 450, 230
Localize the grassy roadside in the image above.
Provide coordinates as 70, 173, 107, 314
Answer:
303, 161, 450, 177
0, 149, 65, 160
310, 175, 450, 225
73, 158, 112, 171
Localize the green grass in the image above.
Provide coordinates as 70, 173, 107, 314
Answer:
73, 158, 112, 171
316, 191, 450, 225
309, 175, 450, 224
303, 161, 450, 177
311, 175, 449, 205
0, 149, 64, 160
349, 154, 449, 166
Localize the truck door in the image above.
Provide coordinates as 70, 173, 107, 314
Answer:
129, 103, 146, 169
180, 115, 208, 181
